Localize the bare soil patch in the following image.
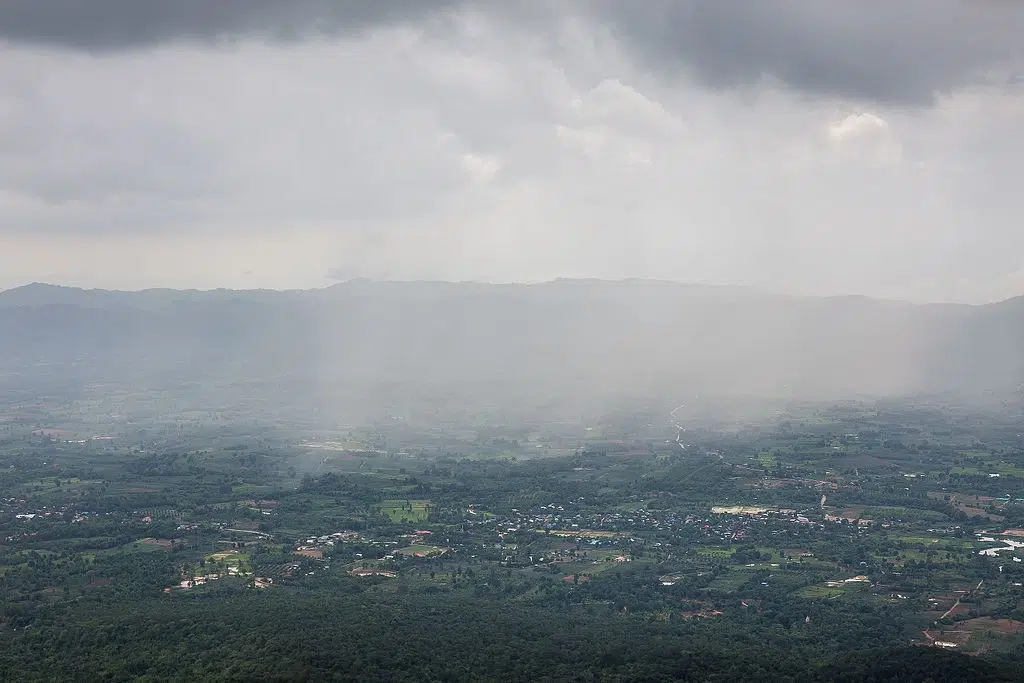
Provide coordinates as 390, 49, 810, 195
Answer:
960, 618, 1024, 635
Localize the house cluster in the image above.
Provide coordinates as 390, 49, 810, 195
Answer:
349, 568, 397, 578
824, 513, 872, 526
4, 502, 114, 537
462, 501, 838, 558
294, 530, 364, 560
484, 504, 703, 539
825, 575, 869, 588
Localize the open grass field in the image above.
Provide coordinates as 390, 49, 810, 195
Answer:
108, 480, 175, 495
703, 572, 749, 593
895, 535, 948, 546
797, 584, 845, 599
16, 477, 103, 495
125, 538, 177, 553
205, 550, 253, 575
395, 545, 447, 557
378, 499, 432, 523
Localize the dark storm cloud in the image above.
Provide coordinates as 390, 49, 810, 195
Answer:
592, 0, 1024, 103
0, 0, 461, 49
1, 1, 1021, 103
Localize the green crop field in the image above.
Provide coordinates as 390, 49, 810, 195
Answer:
204, 551, 253, 575
378, 500, 433, 523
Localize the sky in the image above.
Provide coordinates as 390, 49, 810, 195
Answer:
1, 1, 1022, 303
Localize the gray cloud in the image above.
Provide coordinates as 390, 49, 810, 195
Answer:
0, 0, 460, 49
1, 1, 1022, 104
592, 0, 1024, 104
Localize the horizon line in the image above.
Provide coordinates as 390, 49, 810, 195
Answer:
1, 278, 1020, 307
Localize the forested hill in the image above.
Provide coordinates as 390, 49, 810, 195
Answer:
1, 589, 1019, 681
1, 280, 1021, 413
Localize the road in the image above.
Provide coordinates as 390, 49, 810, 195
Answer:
669, 402, 688, 452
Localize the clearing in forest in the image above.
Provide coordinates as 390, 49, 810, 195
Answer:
204, 551, 253, 576
960, 618, 1024, 635
378, 499, 432, 523
395, 545, 448, 558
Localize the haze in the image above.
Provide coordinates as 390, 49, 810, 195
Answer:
1, 1, 1023, 303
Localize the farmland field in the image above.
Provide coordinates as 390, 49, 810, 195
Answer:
378, 499, 433, 523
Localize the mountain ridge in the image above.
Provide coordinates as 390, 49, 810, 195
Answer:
0, 279, 1021, 416
2, 279, 1020, 308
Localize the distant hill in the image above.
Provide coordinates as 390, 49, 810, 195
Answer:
1, 279, 1021, 416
